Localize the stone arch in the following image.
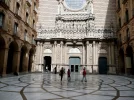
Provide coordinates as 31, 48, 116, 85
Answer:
69, 48, 81, 53
19, 45, 28, 72
7, 41, 19, 74
0, 36, 6, 75
119, 48, 125, 74
44, 49, 52, 53
28, 47, 36, 72
126, 45, 134, 74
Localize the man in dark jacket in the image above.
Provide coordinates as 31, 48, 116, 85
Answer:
60, 67, 64, 82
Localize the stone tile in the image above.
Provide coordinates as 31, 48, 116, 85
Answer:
24, 92, 61, 100
120, 91, 134, 96
0, 83, 7, 88
24, 87, 46, 93
0, 91, 23, 100
52, 91, 83, 97
0, 86, 23, 92
72, 94, 114, 100
117, 97, 134, 100
92, 91, 117, 96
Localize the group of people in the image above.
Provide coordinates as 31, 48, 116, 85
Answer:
59, 67, 87, 82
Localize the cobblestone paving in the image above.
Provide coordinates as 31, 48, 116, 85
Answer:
0, 73, 134, 100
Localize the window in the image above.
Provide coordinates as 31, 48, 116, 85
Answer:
0, 13, 5, 28
14, 22, 18, 34
65, 0, 86, 10
125, 9, 129, 23
32, 34, 34, 43
119, 18, 121, 28
126, 28, 130, 41
26, 12, 29, 23
16, 3, 20, 15
118, 0, 120, 9
119, 34, 122, 45
24, 30, 27, 41
33, 20, 35, 28
34, 2, 36, 9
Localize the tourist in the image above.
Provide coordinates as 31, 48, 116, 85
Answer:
59, 67, 64, 82
81, 67, 87, 82
67, 69, 71, 81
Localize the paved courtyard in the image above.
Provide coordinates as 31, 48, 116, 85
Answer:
0, 73, 134, 100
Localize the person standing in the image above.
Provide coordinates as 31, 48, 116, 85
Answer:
60, 67, 64, 82
81, 67, 87, 82
67, 69, 71, 81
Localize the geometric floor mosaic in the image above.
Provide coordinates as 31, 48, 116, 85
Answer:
0, 73, 134, 100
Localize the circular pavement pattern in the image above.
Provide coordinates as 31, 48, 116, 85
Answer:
0, 73, 134, 100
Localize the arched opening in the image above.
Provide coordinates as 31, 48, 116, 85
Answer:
126, 46, 134, 74
19, 45, 27, 72
119, 49, 125, 74
28, 48, 35, 72
44, 56, 51, 72
0, 36, 6, 75
7, 41, 18, 74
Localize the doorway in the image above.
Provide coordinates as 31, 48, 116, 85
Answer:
44, 56, 51, 72
99, 57, 107, 74
69, 57, 80, 72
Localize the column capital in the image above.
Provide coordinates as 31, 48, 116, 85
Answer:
86, 41, 89, 45
54, 41, 57, 45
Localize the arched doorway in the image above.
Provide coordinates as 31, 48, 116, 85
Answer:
19, 45, 27, 72
28, 48, 35, 72
0, 36, 6, 75
44, 56, 51, 72
119, 49, 125, 74
99, 57, 107, 74
69, 57, 81, 73
126, 46, 134, 74
7, 41, 18, 74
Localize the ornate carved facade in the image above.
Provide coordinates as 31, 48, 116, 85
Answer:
35, 0, 117, 74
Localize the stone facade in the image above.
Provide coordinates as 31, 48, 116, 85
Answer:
35, 0, 117, 74
116, 0, 134, 75
0, 0, 38, 76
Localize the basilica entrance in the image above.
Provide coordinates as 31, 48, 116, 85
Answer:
69, 57, 80, 73
99, 57, 107, 74
44, 56, 51, 72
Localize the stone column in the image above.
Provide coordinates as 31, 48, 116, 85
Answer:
60, 41, 63, 67
64, 43, 67, 64
93, 41, 95, 65
0, 48, 9, 76
86, 41, 89, 65
54, 41, 57, 65
82, 44, 85, 65
52, 43, 55, 65
12, 50, 21, 73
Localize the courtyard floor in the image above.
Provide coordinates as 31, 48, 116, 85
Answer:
0, 73, 134, 100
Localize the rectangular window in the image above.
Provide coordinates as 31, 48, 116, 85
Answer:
0, 13, 4, 27
16, 3, 20, 15
24, 30, 27, 41
14, 23, 18, 34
